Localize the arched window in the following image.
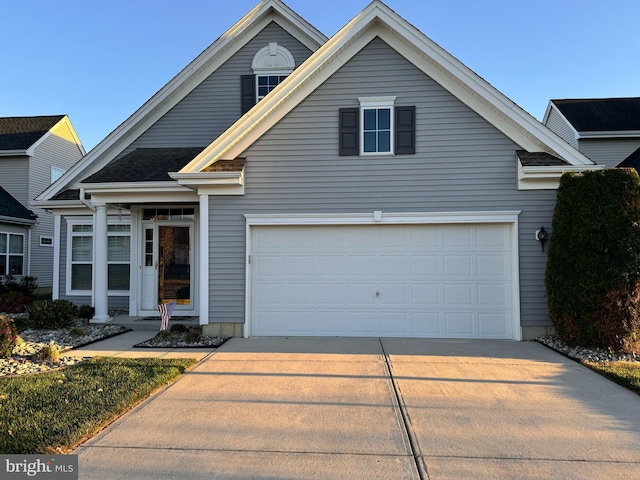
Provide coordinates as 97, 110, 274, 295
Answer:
251, 43, 295, 101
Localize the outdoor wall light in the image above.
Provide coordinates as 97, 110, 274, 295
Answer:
535, 226, 547, 251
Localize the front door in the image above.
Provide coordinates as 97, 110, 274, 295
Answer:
141, 223, 194, 314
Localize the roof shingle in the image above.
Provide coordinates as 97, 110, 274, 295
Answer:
82, 147, 206, 183
0, 115, 65, 151
0, 186, 36, 221
552, 98, 640, 132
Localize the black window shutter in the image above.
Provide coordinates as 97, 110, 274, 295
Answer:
241, 75, 256, 115
339, 108, 359, 156
395, 106, 415, 155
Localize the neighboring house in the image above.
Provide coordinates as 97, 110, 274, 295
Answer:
543, 98, 640, 169
34, 0, 602, 340
0, 115, 85, 288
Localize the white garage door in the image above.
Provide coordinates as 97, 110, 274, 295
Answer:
250, 223, 514, 338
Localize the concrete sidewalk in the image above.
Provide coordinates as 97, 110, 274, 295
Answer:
73, 338, 640, 479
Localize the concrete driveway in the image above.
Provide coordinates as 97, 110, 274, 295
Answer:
74, 338, 640, 479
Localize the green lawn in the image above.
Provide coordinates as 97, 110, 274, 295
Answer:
583, 360, 640, 395
0, 357, 196, 454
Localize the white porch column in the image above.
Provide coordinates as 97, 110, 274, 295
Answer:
199, 194, 209, 326
91, 203, 110, 323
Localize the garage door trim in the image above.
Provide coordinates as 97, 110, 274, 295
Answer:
244, 211, 521, 340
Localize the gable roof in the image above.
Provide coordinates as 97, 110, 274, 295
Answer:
0, 185, 37, 224
548, 98, 640, 133
618, 146, 640, 172
176, 0, 596, 178
35, 0, 326, 203
0, 115, 65, 151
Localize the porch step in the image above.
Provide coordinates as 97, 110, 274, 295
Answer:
107, 314, 200, 331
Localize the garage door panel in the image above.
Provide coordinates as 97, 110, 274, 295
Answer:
412, 312, 441, 335
445, 312, 475, 336
251, 224, 514, 339
444, 284, 473, 306
477, 284, 508, 306
477, 255, 508, 277
444, 255, 473, 276
479, 313, 509, 336
411, 255, 440, 277
412, 284, 440, 305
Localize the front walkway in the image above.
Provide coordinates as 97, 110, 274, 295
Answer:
73, 337, 640, 479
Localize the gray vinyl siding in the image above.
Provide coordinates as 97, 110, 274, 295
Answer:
0, 157, 29, 206
206, 37, 556, 329
545, 107, 578, 148
578, 138, 640, 168
29, 126, 83, 287
127, 22, 313, 151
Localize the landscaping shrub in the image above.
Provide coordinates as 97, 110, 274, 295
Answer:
33, 344, 60, 363
0, 275, 37, 297
76, 304, 95, 320
169, 323, 188, 333
0, 315, 18, 357
25, 300, 78, 329
546, 169, 640, 353
0, 291, 32, 314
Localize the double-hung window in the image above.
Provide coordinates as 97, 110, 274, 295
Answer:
339, 97, 415, 156
68, 220, 131, 294
0, 233, 24, 276
360, 97, 395, 154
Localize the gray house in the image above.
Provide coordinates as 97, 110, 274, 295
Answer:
543, 98, 640, 169
0, 115, 85, 288
34, 0, 602, 340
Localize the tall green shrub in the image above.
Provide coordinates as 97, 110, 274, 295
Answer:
546, 169, 640, 353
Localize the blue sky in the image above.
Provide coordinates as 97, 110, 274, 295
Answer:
3, 0, 639, 151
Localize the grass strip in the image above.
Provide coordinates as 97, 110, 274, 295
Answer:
583, 360, 640, 395
0, 357, 196, 454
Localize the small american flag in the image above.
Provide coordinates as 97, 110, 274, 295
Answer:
158, 301, 176, 331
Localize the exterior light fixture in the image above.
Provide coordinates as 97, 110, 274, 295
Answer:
536, 226, 547, 251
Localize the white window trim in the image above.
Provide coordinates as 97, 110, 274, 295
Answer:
0, 232, 25, 277
252, 42, 295, 102
359, 96, 396, 156
40, 236, 53, 247
66, 217, 132, 296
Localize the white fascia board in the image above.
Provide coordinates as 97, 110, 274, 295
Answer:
0, 150, 29, 157
0, 215, 36, 226
517, 162, 605, 190
578, 130, 640, 139
186, 1, 594, 172
37, 1, 325, 203
170, 171, 245, 195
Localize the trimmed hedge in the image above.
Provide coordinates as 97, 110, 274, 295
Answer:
546, 169, 640, 353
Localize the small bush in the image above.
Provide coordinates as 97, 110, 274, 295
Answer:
185, 329, 204, 344
169, 323, 188, 333
77, 305, 94, 320
33, 344, 60, 363
26, 300, 78, 330
69, 327, 85, 337
0, 291, 31, 314
154, 330, 172, 341
0, 315, 18, 357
